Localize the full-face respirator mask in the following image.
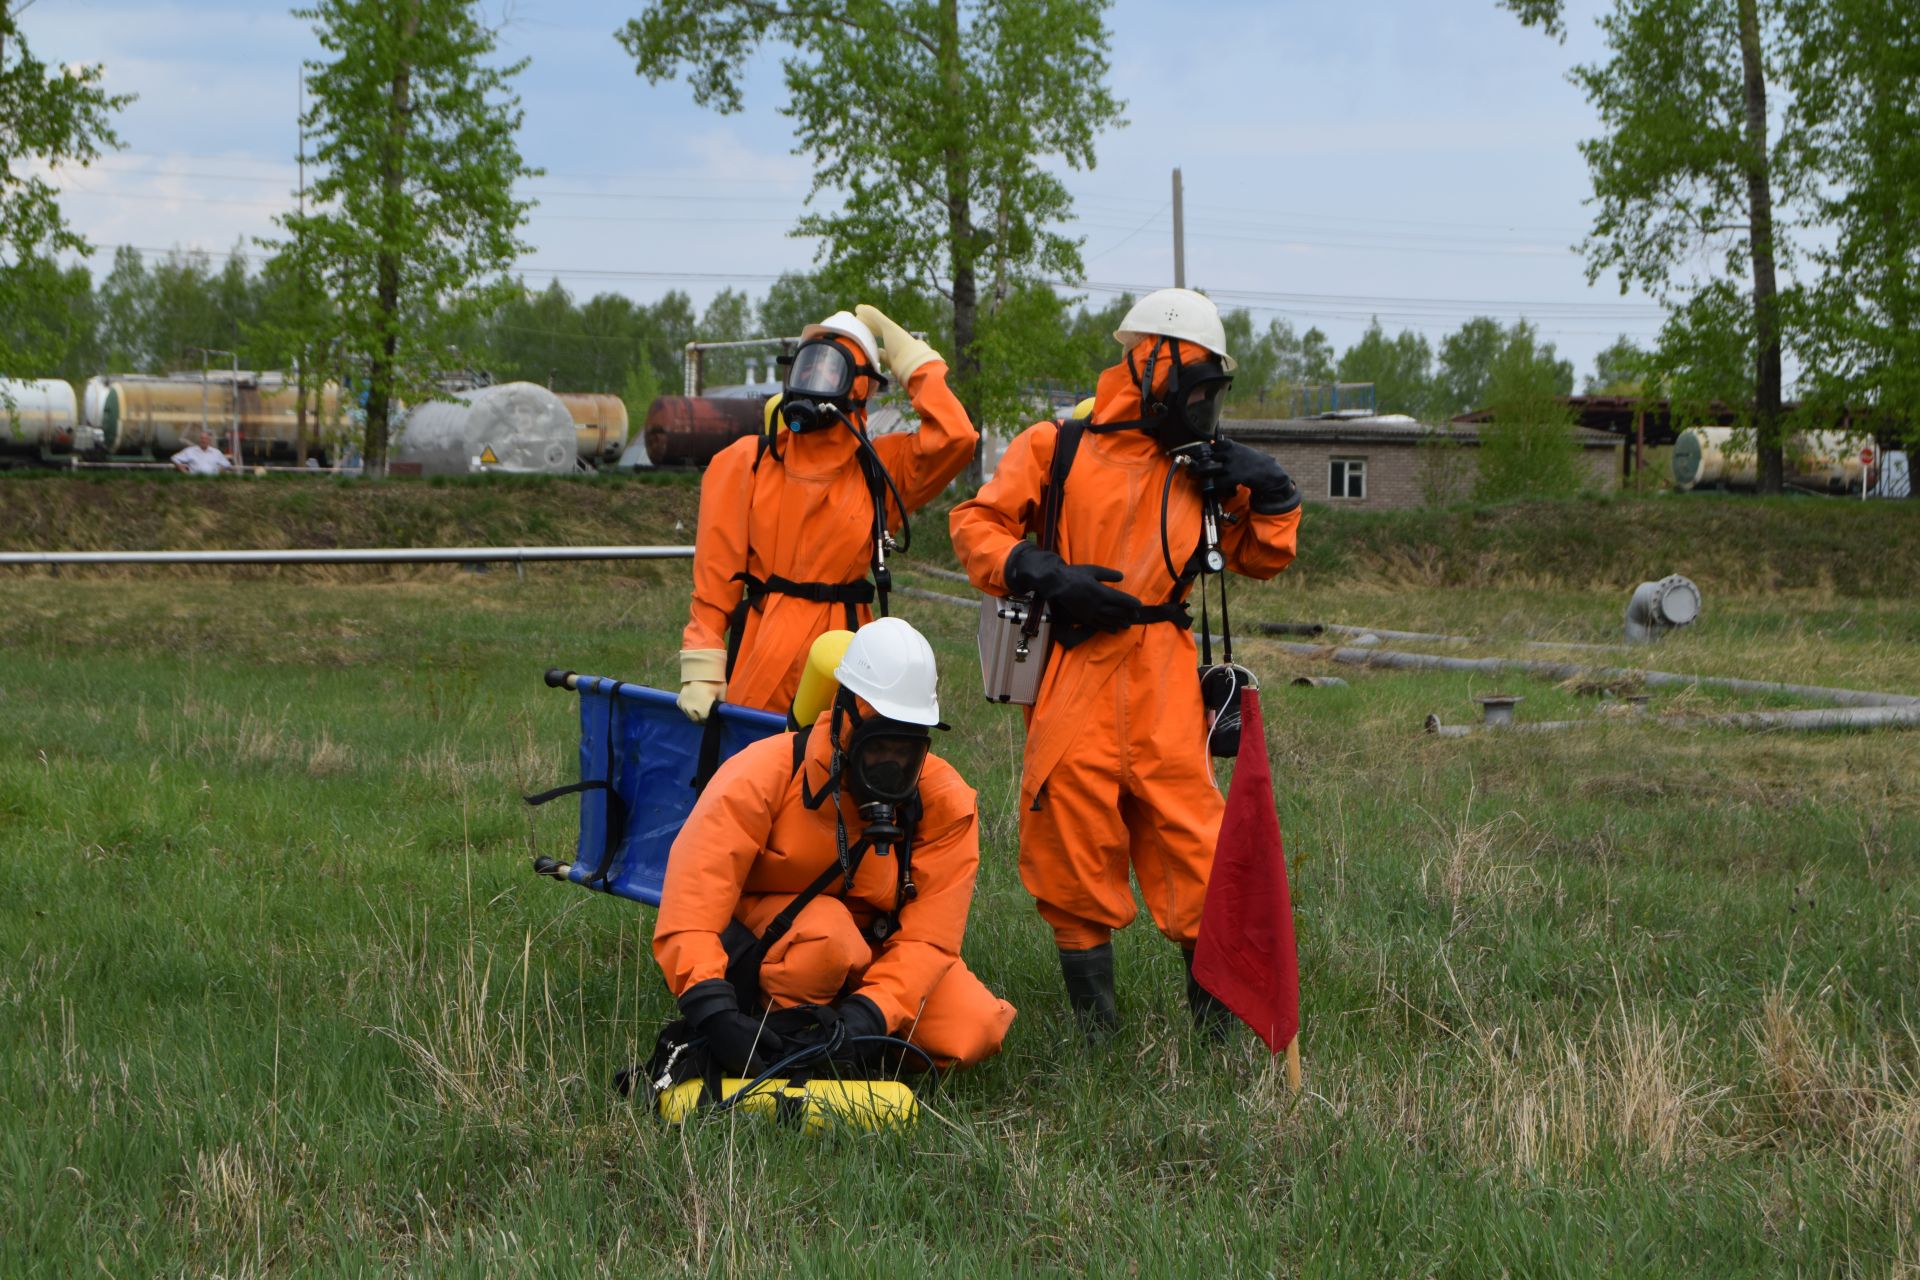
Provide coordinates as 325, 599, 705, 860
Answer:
775, 337, 887, 434
1130, 337, 1233, 453
839, 696, 932, 810
814, 688, 936, 880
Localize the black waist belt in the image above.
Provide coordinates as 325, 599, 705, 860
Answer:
1054, 600, 1193, 650
737, 571, 874, 608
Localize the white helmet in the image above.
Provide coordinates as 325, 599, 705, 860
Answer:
800, 310, 881, 372
1114, 288, 1235, 373
835, 617, 940, 726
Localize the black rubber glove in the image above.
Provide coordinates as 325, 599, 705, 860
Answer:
825, 995, 890, 1067
1199, 439, 1301, 515
678, 978, 785, 1076
778, 995, 890, 1067
1005, 543, 1142, 631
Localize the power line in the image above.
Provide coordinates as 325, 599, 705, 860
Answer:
84, 153, 1593, 238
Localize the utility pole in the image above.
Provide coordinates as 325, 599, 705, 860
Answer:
295, 75, 311, 467
1171, 167, 1186, 288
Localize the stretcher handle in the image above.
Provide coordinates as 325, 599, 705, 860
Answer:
545, 668, 579, 690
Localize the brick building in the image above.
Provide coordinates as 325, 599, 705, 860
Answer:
1221, 415, 1620, 510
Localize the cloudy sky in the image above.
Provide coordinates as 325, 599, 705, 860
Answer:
22, 0, 1665, 382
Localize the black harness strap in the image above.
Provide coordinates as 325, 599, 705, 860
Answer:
1040, 417, 1204, 650
723, 724, 922, 1008
691, 573, 875, 792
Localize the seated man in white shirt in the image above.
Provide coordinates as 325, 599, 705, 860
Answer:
171, 429, 234, 477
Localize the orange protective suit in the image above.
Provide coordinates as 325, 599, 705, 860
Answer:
681, 350, 978, 715
949, 340, 1301, 951
653, 711, 1015, 1068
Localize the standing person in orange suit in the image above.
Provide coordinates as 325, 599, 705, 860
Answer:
655, 618, 1015, 1073
676, 307, 978, 724
949, 288, 1302, 1039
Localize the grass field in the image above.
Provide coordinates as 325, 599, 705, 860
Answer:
3, 493, 1919, 1275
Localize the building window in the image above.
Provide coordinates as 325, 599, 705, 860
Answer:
1329, 457, 1367, 500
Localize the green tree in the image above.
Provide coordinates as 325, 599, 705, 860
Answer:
1337, 318, 1434, 417
1219, 309, 1278, 414
278, 0, 537, 471
1474, 321, 1585, 501
1784, 0, 1920, 447
1053, 293, 1133, 397
1433, 316, 1506, 417
618, 0, 1123, 472
94, 245, 151, 370
0, 1, 130, 376
0, 256, 97, 381
755, 270, 841, 342
1505, 0, 1805, 491
1276, 323, 1337, 395
1435, 317, 1574, 418
1586, 334, 1647, 394
697, 287, 755, 387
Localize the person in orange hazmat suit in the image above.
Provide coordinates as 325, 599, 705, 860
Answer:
654, 617, 1015, 1074
676, 307, 978, 725
948, 287, 1302, 1039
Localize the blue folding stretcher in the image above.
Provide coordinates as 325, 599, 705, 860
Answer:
529, 671, 786, 906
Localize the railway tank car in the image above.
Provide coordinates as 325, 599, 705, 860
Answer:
554, 393, 630, 467
0, 378, 80, 460
1672, 427, 1869, 493
97, 375, 347, 461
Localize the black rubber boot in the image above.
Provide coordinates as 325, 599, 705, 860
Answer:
1184, 949, 1234, 1041
1058, 944, 1119, 1041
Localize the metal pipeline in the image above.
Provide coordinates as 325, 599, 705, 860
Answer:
1259, 620, 1629, 654
896, 584, 979, 611
1265, 640, 1920, 709
1428, 704, 1920, 737
0, 545, 696, 567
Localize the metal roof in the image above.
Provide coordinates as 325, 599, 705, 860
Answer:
1222, 417, 1619, 447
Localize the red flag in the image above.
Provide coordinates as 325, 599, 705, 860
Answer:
1193, 688, 1300, 1054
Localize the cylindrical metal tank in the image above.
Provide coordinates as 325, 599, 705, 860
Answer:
100, 378, 233, 454
81, 376, 109, 428
644, 395, 765, 467
1672, 426, 1870, 492
98, 376, 346, 459
232, 379, 346, 458
393, 381, 578, 477
554, 392, 630, 466
0, 378, 79, 453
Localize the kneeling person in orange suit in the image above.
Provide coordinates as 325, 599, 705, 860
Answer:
676, 306, 979, 725
949, 288, 1301, 1038
654, 618, 1015, 1073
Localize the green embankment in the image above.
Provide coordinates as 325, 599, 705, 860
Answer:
3, 473, 1915, 596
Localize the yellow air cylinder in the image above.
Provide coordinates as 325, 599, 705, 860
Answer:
790, 629, 855, 728
657, 1077, 918, 1133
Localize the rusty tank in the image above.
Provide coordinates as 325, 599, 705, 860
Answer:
643, 395, 766, 467
554, 392, 630, 466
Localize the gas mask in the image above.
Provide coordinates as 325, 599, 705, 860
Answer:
844, 707, 932, 808
1130, 337, 1233, 452
776, 337, 886, 434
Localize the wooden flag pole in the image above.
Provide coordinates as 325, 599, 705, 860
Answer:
1285, 1036, 1302, 1091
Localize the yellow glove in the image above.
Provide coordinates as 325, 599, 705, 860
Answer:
677, 649, 727, 723
855, 304, 941, 383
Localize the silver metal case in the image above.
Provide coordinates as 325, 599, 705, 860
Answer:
978, 594, 1052, 705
